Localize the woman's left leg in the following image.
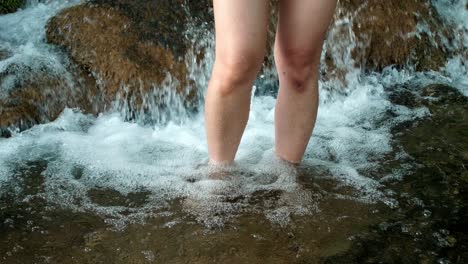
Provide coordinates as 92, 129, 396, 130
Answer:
274, 0, 337, 164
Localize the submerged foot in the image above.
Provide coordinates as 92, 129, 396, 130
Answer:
207, 162, 237, 180
192, 159, 237, 180
274, 151, 301, 167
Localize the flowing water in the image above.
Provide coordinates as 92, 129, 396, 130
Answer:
0, 0, 467, 263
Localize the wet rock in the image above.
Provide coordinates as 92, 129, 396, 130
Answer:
324, 0, 455, 83
87, 188, 150, 208
46, 1, 211, 120
421, 84, 468, 105
84, 230, 107, 248
323, 84, 468, 263
0, 0, 25, 14
0, 62, 101, 137
0, 48, 11, 60
89, 0, 212, 57
386, 86, 422, 109
386, 83, 467, 111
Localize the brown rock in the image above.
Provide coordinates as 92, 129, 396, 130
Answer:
46, 1, 212, 116
0, 63, 101, 137
326, 0, 453, 73
3, 1, 214, 137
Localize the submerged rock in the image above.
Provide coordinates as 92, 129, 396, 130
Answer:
323, 84, 468, 263
0, 0, 24, 14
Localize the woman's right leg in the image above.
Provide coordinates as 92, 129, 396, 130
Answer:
205, 0, 269, 164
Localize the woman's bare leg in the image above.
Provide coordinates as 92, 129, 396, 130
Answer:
205, 0, 269, 164
274, 0, 337, 164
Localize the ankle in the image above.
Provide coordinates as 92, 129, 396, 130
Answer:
274, 151, 301, 166
208, 159, 235, 167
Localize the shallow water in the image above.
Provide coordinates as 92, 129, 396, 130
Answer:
1, 0, 468, 263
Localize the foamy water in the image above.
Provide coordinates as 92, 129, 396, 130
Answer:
432, 0, 468, 96
0, 0, 81, 95
433, 0, 468, 48
0, 0, 466, 228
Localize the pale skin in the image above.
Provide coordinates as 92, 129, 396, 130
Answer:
205, 0, 337, 165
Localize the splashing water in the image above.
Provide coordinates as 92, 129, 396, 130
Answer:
0, 0, 467, 230
0, 1, 81, 94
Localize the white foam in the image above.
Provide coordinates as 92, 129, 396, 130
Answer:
0, 0, 81, 96
430, 0, 468, 96
0, 65, 427, 227
432, 0, 468, 48
443, 56, 468, 96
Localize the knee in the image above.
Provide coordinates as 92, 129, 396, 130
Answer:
212, 49, 264, 96
275, 46, 322, 92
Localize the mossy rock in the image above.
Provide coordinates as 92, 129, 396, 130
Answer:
0, 0, 25, 14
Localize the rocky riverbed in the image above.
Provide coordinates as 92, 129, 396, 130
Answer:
0, 0, 467, 263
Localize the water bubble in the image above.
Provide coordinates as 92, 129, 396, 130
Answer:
141, 250, 156, 262
423, 209, 432, 218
